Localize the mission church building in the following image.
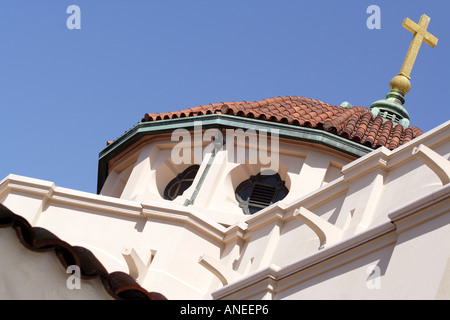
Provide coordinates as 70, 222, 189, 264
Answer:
0, 14, 449, 300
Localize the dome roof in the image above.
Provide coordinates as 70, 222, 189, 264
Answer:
142, 96, 424, 150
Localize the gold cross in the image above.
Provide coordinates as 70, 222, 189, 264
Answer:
399, 14, 438, 79
390, 14, 438, 95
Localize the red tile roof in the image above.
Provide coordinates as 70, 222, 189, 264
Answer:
142, 96, 424, 150
0, 203, 166, 300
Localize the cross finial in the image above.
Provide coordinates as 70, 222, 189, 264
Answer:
370, 14, 438, 128
390, 14, 438, 94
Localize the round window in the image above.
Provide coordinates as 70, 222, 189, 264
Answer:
163, 165, 200, 201
235, 172, 288, 215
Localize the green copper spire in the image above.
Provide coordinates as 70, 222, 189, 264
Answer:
370, 89, 410, 127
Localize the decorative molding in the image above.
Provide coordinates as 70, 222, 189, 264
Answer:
97, 114, 372, 192
122, 247, 153, 284
388, 183, 450, 227
412, 144, 450, 185
198, 254, 242, 286
293, 207, 343, 249
212, 221, 396, 300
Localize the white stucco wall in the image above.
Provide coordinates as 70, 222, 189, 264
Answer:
0, 120, 449, 300
0, 227, 112, 300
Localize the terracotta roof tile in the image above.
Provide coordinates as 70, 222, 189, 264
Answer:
142, 96, 424, 150
0, 204, 166, 300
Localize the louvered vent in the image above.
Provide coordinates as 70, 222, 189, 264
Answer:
249, 183, 276, 209
235, 172, 289, 215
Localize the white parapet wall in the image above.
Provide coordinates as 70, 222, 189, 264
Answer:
0, 121, 449, 300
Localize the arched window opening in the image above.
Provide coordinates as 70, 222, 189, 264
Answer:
163, 165, 199, 201
235, 172, 289, 215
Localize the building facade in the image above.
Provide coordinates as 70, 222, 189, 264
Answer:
1, 96, 449, 299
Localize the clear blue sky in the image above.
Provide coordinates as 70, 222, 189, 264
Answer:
1, 1, 449, 194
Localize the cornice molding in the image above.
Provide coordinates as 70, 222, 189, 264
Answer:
97, 114, 373, 193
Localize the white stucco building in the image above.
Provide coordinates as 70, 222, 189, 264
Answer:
1, 93, 449, 300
